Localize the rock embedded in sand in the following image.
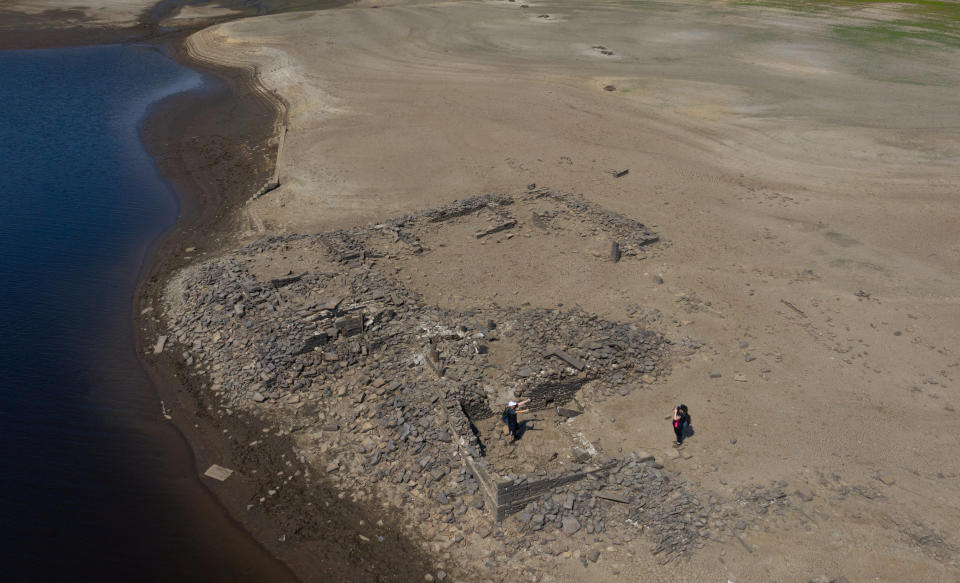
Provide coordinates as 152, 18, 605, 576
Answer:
561, 516, 581, 536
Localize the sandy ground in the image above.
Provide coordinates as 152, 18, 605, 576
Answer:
0, 0, 154, 26
0, 0, 158, 47
166, 5, 243, 23
179, 0, 960, 581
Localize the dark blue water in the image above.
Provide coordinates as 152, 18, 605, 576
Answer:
0, 45, 296, 582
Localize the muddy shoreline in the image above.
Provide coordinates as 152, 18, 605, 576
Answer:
134, 33, 435, 582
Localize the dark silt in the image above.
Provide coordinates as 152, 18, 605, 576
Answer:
0, 44, 299, 582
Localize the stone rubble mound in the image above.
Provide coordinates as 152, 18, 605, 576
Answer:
160, 192, 797, 578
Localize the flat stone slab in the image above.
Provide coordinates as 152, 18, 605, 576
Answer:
876, 471, 896, 486
316, 297, 344, 312
153, 335, 167, 354
203, 464, 234, 482
544, 348, 585, 371
557, 407, 583, 418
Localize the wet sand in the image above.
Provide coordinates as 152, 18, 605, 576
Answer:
135, 34, 435, 582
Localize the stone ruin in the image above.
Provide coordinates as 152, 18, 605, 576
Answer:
161, 189, 795, 569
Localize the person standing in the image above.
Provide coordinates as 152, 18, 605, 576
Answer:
673, 404, 690, 446
502, 399, 530, 444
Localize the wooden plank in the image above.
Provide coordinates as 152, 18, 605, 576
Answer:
475, 220, 517, 238
596, 490, 631, 504
780, 298, 806, 317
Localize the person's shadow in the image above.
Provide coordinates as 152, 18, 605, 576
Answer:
682, 422, 695, 441
514, 418, 542, 442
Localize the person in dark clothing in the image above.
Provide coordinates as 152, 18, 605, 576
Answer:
502, 399, 530, 444
672, 404, 691, 446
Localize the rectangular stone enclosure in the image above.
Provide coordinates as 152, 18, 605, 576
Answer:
448, 381, 614, 521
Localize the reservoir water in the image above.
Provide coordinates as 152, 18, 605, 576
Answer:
0, 45, 297, 582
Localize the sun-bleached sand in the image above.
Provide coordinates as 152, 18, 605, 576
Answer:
179, 1, 960, 580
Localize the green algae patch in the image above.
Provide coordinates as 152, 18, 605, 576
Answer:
833, 21, 960, 50
732, 0, 960, 15
730, 0, 960, 50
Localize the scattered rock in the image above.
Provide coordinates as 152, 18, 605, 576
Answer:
633, 450, 655, 463
794, 489, 814, 502
562, 517, 581, 536
609, 240, 621, 263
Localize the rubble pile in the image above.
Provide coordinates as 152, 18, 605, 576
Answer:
503, 456, 793, 564
163, 229, 670, 486
364, 188, 659, 262
159, 192, 798, 578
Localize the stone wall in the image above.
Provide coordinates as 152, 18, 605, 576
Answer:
490, 463, 617, 521
448, 396, 616, 521
523, 378, 586, 411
